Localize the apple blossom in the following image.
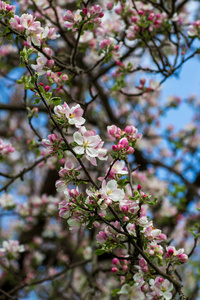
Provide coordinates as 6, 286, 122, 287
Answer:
73, 126, 107, 165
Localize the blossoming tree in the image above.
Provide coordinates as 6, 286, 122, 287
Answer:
0, 0, 200, 299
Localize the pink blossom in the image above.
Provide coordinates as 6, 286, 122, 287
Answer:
54, 103, 85, 128
100, 180, 125, 203
73, 126, 107, 165
31, 53, 48, 75
96, 231, 107, 243
149, 277, 173, 299
0, 240, 25, 258
0, 138, 15, 155
42, 134, 62, 155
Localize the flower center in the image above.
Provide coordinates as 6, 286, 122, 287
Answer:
107, 188, 113, 195
69, 113, 76, 119
83, 140, 89, 148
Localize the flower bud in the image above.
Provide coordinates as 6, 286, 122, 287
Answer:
126, 146, 135, 154
167, 246, 175, 258
131, 16, 138, 23
47, 59, 54, 68
119, 137, 129, 148
138, 10, 145, 15
121, 205, 128, 213
99, 12, 104, 18
112, 145, 118, 151
82, 8, 87, 15
107, 2, 114, 10
62, 74, 68, 81
111, 267, 118, 273
177, 254, 188, 263
112, 258, 120, 265
45, 86, 50, 92
140, 78, 146, 86
122, 265, 128, 271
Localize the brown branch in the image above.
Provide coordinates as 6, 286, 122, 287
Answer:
0, 156, 49, 193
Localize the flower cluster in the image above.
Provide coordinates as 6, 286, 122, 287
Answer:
99, 37, 122, 61
56, 161, 81, 192
42, 134, 62, 156
0, 138, 15, 160
0, 193, 15, 209
0, 0, 15, 14
10, 13, 59, 46
107, 125, 142, 159
166, 246, 188, 263
188, 20, 200, 38
31, 48, 54, 75
63, 5, 104, 32
0, 240, 25, 259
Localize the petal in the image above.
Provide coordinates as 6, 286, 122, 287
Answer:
74, 146, 84, 155
86, 147, 98, 157
73, 131, 84, 145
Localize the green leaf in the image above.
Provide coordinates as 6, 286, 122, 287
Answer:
111, 289, 120, 296
95, 249, 105, 256
51, 97, 61, 106
148, 197, 158, 206
33, 98, 40, 104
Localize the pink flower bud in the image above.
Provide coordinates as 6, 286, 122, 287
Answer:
69, 189, 79, 198
125, 126, 135, 134
140, 78, 146, 86
138, 10, 145, 15
82, 8, 87, 15
137, 184, 142, 191
158, 277, 165, 283
107, 2, 114, 10
131, 16, 138, 23
154, 20, 160, 26
116, 60, 123, 66
119, 137, 129, 148
126, 146, 135, 154
99, 39, 111, 49
111, 267, 118, 273
46, 71, 51, 77
39, 83, 44, 86
117, 144, 123, 150
115, 133, 121, 139
148, 12, 155, 21
47, 59, 54, 68
99, 12, 104, 18
123, 216, 129, 222
121, 205, 128, 213
62, 74, 68, 81
177, 254, 188, 263
122, 265, 128, 271
167, 246, 175, 258
115, 7, 122, 14
146, 87, 152, 92
112, 258, 120, 265
112, 145, 118, 151
107, 125, 117, 136
45, 86, 50, 92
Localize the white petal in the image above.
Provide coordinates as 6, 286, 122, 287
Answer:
73, 132, 84, 145
74, 146, 84, 155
